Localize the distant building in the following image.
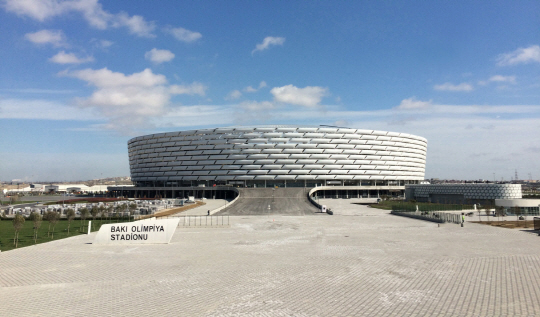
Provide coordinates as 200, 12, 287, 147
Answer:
495, 199, 540, 216
405, 183, 522, 204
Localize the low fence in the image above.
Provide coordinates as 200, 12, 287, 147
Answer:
392, 203, 470, 212
209, 194, 241, 215
160, 215, 230, 227
391, 210, 462, 224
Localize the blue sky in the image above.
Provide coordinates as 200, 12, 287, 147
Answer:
1, 0, 539, 182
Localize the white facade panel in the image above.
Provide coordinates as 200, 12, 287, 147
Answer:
128, 125, 427, 184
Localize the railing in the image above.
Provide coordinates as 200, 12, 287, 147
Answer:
391, 210, 462, 224
392, 203, 469, 212
161, 215, 230, 227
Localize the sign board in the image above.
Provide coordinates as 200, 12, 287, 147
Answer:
93, 218, 180, 245
321, 205, 327, 213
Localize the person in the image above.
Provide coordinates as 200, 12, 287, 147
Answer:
207, 210, 210, 216
461, 212, 465, 227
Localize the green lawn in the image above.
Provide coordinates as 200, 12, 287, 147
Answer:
0, 217, 132, 252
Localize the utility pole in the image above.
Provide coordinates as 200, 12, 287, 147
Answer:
515, 169, 519, 182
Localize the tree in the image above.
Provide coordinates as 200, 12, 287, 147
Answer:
79, 207, 89, 232
115, 204, 127, 220
512, 206, 522, 221
128, 203, 137, 219
43, 211, 54, 237
90, 205, 100, 231
65, 208, 75, 235
477, 204, 482, 222
12, 214, 25, 247
29, 212, 42, 243
106, 204, 114, 221
120, 203, 127, 217
9, 194, 20, 205
98, 205, 105, 222
49, 211, 60, 239
495, 206, 505, 221
484, 205, 492, 222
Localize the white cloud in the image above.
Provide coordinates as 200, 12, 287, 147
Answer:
49, 51, 94, 64
64, 68, 166, 87
99, 39, 113, 48
25, 29, 66, 47
489, 75, 516, 84
496, 45, 540, 66
113, 12, 155, 38
0, 88, 76, 94
4, 0, 156, 37
433, 82, 474, 92
239, 100, 275, 111
225, 90, 242, 100
164, 27, 202, 42
270, 84, 328, 107
3, 0, 64, 21
0, 98, 97, 120
244, 81, 267, 92
145, 48, 175, 64
395, 98, 433, 110
252, 36, 285, 54
61, 67, 205, 131
169, 83, 206, 96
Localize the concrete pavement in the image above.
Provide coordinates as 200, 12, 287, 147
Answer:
1, 199, 539, 316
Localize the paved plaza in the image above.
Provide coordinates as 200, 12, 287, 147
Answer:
1, 200, 539, 316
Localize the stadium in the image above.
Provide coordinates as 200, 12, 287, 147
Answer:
109, 125, 427, 212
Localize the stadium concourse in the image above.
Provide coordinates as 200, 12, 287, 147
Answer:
1, 200, 539, 316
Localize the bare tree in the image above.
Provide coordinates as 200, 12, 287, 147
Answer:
43, 211, 54, 237
79, 207, 89, 232
49, 211, 60, 239
29, 212, 42, 243
12, 214, 25, 248
98, 205, 105, 222
10, 194, 20, 205
484, 205, 492, 222
512, 206, 522, 221
65, 208, 75, 235
477, 204, 482, 222
106, 204, 114, 221
119, 203, 127, 218
90, 205, 100, 231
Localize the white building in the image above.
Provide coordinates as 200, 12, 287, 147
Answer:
128, 125, 427, 188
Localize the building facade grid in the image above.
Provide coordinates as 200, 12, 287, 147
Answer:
128, 126, 427, 187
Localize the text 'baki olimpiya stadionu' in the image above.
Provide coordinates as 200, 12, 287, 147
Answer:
110, 126, 427, 200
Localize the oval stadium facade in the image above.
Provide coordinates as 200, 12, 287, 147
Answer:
127, 126, 427, 188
